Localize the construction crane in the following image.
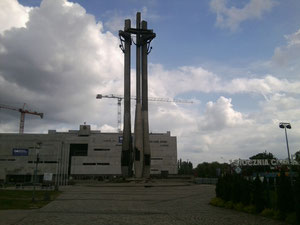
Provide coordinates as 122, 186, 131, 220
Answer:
96, 94, 193, 132
96, 94, 123, 133
0, 103, 44, 133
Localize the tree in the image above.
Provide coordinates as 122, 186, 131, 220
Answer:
178, 159, 193, 175
243, 151, 277, 175
294, 171, 300, 223
250, 151, 275, 160
216, 174, 232, 201
262, 177, 271, 208
240, 177, 251, 205
195, 161, 229, 178
294, 150, 300, 163
276, 172, 294, 218
231, 175, 243, 203
252, 175, 265, 213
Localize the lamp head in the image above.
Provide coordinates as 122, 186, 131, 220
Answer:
279, 122, 291, 129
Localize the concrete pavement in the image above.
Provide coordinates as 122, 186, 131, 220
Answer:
0, 183, 286, 225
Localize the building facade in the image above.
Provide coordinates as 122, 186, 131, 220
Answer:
0, 125, 177, 183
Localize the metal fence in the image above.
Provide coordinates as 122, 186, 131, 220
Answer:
194, 177, 218, 184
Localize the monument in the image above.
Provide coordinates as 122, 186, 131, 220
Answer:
119, 12, 156, 178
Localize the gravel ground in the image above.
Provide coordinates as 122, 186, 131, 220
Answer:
0, 183, 286, 225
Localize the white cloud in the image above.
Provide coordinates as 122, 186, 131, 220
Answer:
272, 28, 300, 70
210, 0, 276, 31
260, 94, 300, 123
0, 0, 123, 132
0, 0, 32, 34
99, 124, 117, 132
245, 27, 300, 79
286, 29, 300, 47
148, 63, 300, 164
150, 65, 221, 96
149, 64, 300, 98
199, 96, 252, 131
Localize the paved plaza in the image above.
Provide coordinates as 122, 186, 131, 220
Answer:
0, 183, 285, 225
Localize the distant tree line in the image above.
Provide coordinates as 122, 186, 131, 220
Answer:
180, 150, 300, 178
177, 159, 230, 177
194, 161, 230, 177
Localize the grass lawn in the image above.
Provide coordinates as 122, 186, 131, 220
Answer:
0, 189, 61, 210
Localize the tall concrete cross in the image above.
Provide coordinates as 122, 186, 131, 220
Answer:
119, 12, 156, 178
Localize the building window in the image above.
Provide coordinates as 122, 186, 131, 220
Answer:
94, 148, 110, 151
151, 169, 159, 171
97, 163, 110, 166
145, 154, 150, 166
135, 148, 140, 161
83, 163, 96, 165
82, 162, 109, 166
160, 140, 168, 143
0, 158, 16, 161
151, 158, 163, 160
44, 161, 58, 164
70, 144, 88, 156
28, 160, 43, 163
160, 144, 169, 147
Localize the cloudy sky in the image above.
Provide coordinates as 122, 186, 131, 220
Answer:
1, 0, 300, 166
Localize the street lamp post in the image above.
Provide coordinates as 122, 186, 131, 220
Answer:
279, 122, 292, 164
32, 142, 41, 202
279, 122, 293, 185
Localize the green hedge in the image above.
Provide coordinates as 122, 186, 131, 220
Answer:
214, 172, 300, 224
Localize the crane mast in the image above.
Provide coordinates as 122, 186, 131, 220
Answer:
0, 103, 44, 133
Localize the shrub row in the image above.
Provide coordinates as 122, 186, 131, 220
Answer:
215, 172, 300, 223
210, 197, 297, 223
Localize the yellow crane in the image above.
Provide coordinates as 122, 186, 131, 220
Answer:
96, 94, 193, 132
0, 103, 44, 133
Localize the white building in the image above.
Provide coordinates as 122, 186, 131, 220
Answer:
0, 125, 177, 183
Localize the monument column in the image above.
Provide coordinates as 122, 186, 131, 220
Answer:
119, 19, 133, 177
134, 12, 144, 178
141, 20, 151, 178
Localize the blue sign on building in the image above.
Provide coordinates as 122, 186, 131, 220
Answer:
12, 149, 29, 156
118, 136, 123, 143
